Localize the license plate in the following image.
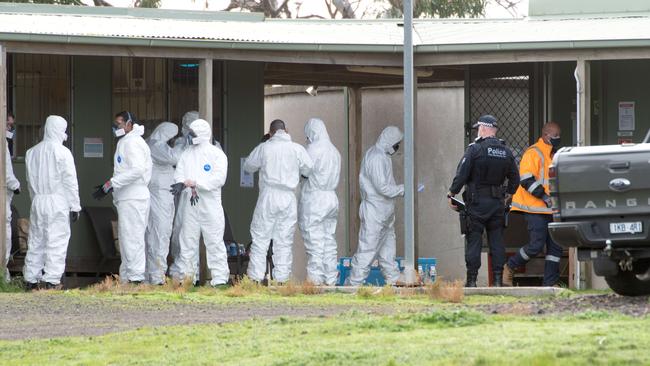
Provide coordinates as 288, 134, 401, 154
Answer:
610, 222, 643, 234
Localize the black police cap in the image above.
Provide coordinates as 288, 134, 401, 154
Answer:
472, 115, 498, 129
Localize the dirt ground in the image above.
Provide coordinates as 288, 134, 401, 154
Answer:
0, 292, 648, 341
0, 293, 371, 340
479, 293, 650, 317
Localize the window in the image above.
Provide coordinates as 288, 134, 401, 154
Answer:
9, 54, 72, 157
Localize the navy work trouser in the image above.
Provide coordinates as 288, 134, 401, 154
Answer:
465, 196, 505, 276
507, 213, 562, 286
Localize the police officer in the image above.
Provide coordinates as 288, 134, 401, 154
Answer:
447, 115, 519, 287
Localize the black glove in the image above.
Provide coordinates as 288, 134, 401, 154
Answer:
92, 181, 112, 200
190, 188, 199, 206
70, 211, 80, 223
170, 182, 185, 197
12, 188, 19, 195
542, 194, 553, 208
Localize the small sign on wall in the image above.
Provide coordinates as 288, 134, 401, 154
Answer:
83, 138, 103, 158
618, 101, 635, 131
240, 157, 254, 188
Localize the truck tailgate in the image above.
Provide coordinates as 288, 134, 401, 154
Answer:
555, 144, 650, 218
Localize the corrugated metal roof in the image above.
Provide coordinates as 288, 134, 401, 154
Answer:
2, 3, 650, 54
0, 13, 403, 46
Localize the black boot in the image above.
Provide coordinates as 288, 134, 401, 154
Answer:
465, 272, 477, 288
492, 272, 503, 287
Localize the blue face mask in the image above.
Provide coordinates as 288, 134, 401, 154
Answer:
186, 130, 199, 145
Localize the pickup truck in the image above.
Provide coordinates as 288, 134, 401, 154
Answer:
548, 135, 650, 296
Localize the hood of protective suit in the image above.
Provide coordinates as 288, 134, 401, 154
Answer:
189, 119, 212, 145
304, 118, 330, 143
43, 115, 68, 144
270, 129, 291, 142
375, 126, 403, 155
181, 111, 200, 136
148, 122, 178, 143
130, 123, 145, 137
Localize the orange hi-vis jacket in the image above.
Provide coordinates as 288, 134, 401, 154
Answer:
511, 138, 553, 215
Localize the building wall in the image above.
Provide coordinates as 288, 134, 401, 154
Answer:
264, 84, 468, 283
222, 61, 265, 245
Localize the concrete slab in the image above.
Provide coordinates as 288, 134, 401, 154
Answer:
463, 287, 565, 297
270, 286, 566, 297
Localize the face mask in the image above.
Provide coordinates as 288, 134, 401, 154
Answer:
187, 131, 199, 145
390, 142, 400, 155
63, 133, 68, 142
550, 137, 561, 148
113, 127, 125, 138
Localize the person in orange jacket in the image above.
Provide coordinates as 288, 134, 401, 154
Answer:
503, 122, 563, 287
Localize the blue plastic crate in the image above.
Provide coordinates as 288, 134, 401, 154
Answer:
337, 257, 437, 286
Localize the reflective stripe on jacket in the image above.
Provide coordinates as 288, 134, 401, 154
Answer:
511, 138, 553, 214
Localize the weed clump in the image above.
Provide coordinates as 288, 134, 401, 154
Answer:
277, 281, 301, 297
224, 276, 268, 297
0, 275, 24, 293
300, 280, 322, 295
426, 279, 464, 303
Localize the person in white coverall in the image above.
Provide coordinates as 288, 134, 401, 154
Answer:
298, 118, 341, 285
93, 111, 152, 284
168, 111, 199, 279
23, 116, 81, 289
349, 126, 404, 286
145, 122, 182, 285
171, 119, 230, 286
4, 145, 19, 282
245, 119, 313, 283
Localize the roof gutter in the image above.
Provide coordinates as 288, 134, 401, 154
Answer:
2, 32, 650, 56
0, 32, 402, 54
415, 39, 650, 53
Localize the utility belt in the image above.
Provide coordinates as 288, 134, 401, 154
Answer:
474, 185, 504, 200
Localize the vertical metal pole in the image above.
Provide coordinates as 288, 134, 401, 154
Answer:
343, 87, 351, 256
402, 0, 417, 283
0, 45, 7, 279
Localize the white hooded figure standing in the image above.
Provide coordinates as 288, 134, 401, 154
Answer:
173, 119, 230, 286
349, 126, 405, 286
23, 115, 81, 287
145, 122, 182, 285
4, 144, 19, 282
244, 119, 313, 284
96, 111, 152, 284
298, 118, 341, 286
168, 111, 199, 280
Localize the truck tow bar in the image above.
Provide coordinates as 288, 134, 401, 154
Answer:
604, 240, 613, 257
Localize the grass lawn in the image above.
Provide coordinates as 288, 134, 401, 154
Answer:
0, 285, 647, 366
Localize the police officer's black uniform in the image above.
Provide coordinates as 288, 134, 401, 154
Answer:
448, 115, 519, 287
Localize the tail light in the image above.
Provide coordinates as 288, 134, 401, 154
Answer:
549, 164, 561, 220
548, 165, 558, 193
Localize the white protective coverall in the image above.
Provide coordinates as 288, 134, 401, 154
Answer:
174, 119, 230, 286
111, 123, 152, 283
23, 116, 81, 285
4, 145, 19, 281
145, 122, 182, 284
298, 119, 341, 285
244, 129, 313, 283
349, 126, 404, 286
169, 111, 199, 279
